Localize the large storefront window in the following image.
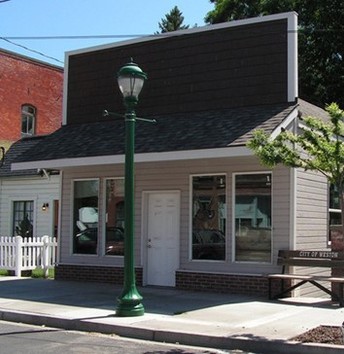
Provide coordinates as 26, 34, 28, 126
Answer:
105, 179, 125, 256
234, 173, 272, 263
73, 180, 99, 254
192, 175, 226, 260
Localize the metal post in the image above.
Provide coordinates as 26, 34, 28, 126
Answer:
116, 104, 144, 317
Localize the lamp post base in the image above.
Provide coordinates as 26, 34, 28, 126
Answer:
116, 287, 144, 317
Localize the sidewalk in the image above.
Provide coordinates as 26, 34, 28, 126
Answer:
0, 277, 343, 353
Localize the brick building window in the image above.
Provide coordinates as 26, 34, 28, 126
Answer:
21, 104, 36, 136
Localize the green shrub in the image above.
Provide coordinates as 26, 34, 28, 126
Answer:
31, 267, 55, 279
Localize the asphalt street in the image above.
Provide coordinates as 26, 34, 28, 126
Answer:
0, 320, 254, 354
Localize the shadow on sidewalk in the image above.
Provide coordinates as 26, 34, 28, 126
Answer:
0, 277, 261, 315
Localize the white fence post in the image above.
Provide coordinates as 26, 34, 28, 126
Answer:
42, 235, 49, 278
0, 235, 57, 275
15, 236, 22, 277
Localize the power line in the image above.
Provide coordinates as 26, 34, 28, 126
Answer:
0, 37, 64, 64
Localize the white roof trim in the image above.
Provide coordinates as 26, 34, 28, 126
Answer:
62, 52, 70, 126
12, 146, 253, 170
270, 107, 298, 140
287, 12, 298, 101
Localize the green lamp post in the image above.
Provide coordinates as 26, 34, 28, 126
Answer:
116, 60, 147, 317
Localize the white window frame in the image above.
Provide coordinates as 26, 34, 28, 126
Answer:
21, 104, 36, 137
103, 177, 125, 257
10, 197, 37, 237
71, 178, 100, 256
232, 171, 273, 264
189, 173, 227, 262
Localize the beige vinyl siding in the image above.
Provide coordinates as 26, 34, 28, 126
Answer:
59, 156, 292, 276
296, 169, 328, 249
294, 169, 329, 297
0, 175, 60, 237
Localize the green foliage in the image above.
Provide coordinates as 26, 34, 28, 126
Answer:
156, 6, 189, 33
205, 0, 263, 22
248, 103, 344, 184
31, 267, 55, 279
248, 103, 344, 229
0, 269, 9, 276
205, 0, 344, 108
15, 215, 33, 238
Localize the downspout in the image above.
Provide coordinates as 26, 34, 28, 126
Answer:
289, 113, 299, 251
57, 170, 63, 265
0, 178, 2, 235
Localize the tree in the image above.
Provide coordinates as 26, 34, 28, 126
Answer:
205, 0, 344, 108
15, 215, 33, 238
156, 6, 189, 33
247, 103, 344, 247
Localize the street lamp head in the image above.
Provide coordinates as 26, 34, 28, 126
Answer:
117, 59, 147, 106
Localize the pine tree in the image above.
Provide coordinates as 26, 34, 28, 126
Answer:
157, 6, 189, 33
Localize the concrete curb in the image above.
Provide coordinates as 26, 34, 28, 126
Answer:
1, 309, 343, 354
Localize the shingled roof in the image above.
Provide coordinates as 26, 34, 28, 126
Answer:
13, 102, 297, 165
0, 136, 45, 177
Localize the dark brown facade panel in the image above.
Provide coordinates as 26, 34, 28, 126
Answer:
67, 21, 287, 77
69, 27, 287, 78
66, 76, 287, 124
67, 19, 289, 124
79, 20, 287, 67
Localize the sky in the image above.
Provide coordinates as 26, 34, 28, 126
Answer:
0, 0, 214, 67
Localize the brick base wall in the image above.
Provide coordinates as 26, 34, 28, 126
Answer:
55, 265, 284, 297
55, 264, 142, 285
176, 270, 282, 296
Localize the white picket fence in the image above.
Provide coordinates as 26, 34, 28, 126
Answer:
0, 235, 57, 277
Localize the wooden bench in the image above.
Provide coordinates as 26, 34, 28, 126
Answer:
268, 250, 344, 306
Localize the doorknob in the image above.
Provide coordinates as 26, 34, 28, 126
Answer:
147, 238, 152, 248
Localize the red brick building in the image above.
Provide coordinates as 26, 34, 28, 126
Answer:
0, 49, 63, 151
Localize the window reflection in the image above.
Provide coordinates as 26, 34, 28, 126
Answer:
235, 173, 272, 262
73, 180, 99, 254
105, 179, 125, 256
329, 184, 341, 242
13, 201, 34, 238
192, 175, 226, 260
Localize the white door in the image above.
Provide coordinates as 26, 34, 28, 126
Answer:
145, 192, 180, 286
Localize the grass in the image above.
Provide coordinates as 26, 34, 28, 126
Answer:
0, 269, 9, 276
31, 267, 55, 279
0, 268, 55, 279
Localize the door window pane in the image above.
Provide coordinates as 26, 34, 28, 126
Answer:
13, 201, 34, 237
235, 173, 272, 262
73, 180, 99, 254
192, 175, 226, 260
105, 179, 124, 256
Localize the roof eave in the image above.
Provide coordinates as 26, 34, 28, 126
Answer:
11, 146, 253, 170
